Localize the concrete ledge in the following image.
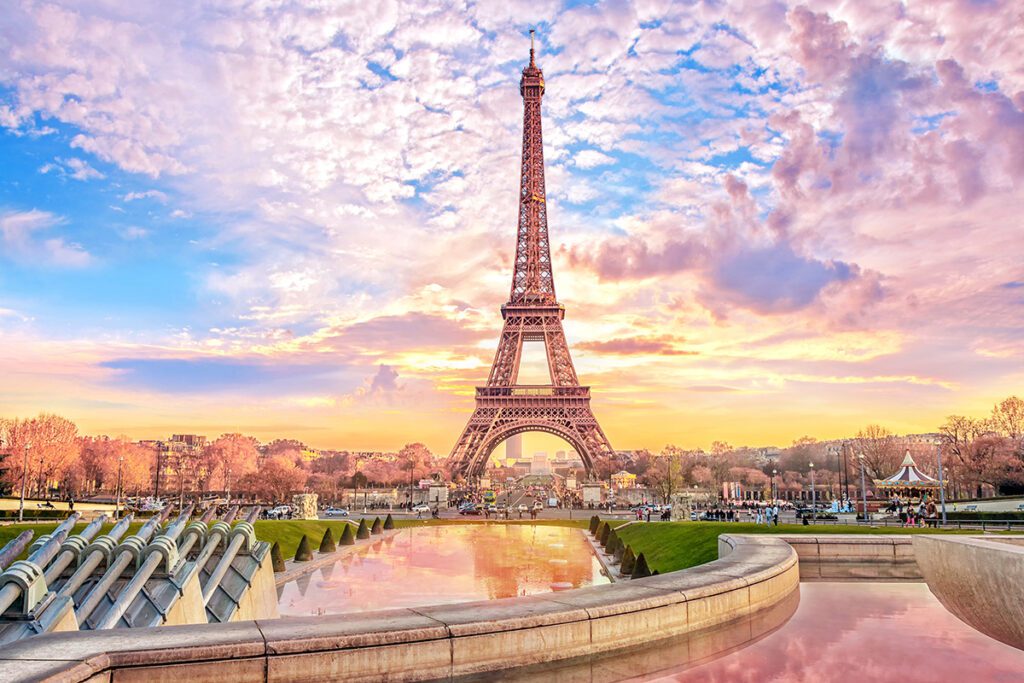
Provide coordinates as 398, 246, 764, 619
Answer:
780, 535, 922, 581
914, 536, 1024, 651
0, 535, 798, 682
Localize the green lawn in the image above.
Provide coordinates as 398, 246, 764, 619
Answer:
0, 516, 981, 568
613, 521, 977, 574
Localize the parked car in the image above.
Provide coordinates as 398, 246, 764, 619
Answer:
517, 504, 529, 512
324, 507, 349, 517
485, 504, 498, 513
412, 504, 431, 514
963, 504, 979, 512
268, 505, 291, 519
532, 501, 544, 510
1016, 504, 1024, 511
459, 504, 481, 515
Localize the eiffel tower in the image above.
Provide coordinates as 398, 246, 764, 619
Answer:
447, 33, 614, 480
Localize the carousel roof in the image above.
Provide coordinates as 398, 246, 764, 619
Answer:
876, 450, 942, 489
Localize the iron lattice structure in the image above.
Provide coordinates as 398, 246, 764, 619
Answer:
447, 38, 614, 480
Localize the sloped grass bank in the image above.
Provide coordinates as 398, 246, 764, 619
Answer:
614, 522, 975, 574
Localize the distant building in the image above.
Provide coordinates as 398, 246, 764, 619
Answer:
531, 452, 550, 474
505, 434, 523, 461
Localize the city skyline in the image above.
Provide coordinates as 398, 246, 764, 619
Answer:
1, 2, 1022, 454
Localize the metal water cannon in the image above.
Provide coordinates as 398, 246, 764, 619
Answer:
44, 515, 107, 585
0, 519, 75, 617
0, 532, 34, 572
94, 504, 196, 630
57, 515, 133, 601
74, 504, 175, 624
201, 506, 261, 605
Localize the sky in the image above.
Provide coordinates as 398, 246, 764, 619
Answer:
0, 0, 1022, 455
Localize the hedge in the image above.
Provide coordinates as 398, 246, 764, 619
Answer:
294, 534, 313, 561
270, 542, 285, 572
589, 515, 600, 534
318, 528, 336, 553
383, 513, 395, 530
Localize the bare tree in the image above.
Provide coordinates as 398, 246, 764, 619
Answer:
853, 425, 902, 480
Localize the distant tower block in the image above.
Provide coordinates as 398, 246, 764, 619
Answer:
446, 33, 614, 480
506, 434, 523, 461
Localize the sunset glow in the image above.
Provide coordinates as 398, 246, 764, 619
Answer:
1, 1, 1021, 452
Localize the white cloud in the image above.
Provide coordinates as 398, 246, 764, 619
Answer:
38, 157, 104, 181
122, 190, 168, 203
574, 149, 615, 169
0, 209, 92, 267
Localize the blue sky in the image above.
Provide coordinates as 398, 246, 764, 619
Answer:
0, 0, 1021, 450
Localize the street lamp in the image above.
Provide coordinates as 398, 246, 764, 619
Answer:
770, 468, 777, 503
18, 440, 30, 523
116, 455, 125, 520
809, 462, 816, 522
858, 453, 869, 523
935, 443, 947, 525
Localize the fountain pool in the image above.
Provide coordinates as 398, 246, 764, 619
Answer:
276, 523, 608, 616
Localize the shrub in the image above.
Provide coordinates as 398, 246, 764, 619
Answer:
605, 530, 620, 555
319, 528, 336, 553
599, 523, 611, 546
356, 518, 370, 539
270, 542, 285, 572
946, 511, 1024, 521
589, 515, 600, 534
631, 552, 651, 579
620, 546, 636, 575
383, 513, 395, 530
594, 521, 607, 541
371, 517, 383, 535
294, 535, 313, 562
339, 524, 355, 545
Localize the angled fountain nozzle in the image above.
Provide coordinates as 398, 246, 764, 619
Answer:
221, 505, 240, 525
244, 506, 261, 524
0, 532, 34, 571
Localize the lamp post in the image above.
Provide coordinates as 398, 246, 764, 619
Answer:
935, 443, 948, 525
18, 441, 30, 523
809, 462, 816, 522
770, 468, 777, 504
858, 453, 869, 523
116, 455, 124, 520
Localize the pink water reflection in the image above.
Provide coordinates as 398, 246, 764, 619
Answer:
277, 524, 608, 616
643, 583, 1024, 683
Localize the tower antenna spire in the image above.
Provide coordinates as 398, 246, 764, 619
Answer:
529, 29, 536, 66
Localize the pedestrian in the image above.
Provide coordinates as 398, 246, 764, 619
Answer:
756, 509, 763, 525
773, 504, 780, 526
645, 508, 651, 523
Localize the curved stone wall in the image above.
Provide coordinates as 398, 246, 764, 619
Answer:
0, 534, 798, 682
914, 536, 1024, 651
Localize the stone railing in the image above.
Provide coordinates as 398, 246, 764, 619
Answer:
0, 534, 798, 682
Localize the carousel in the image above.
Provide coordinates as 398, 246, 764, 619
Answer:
874, 449, 944, 503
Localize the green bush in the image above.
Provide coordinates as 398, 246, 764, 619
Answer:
270, 542, 286, 572
589, 515, 600, 534
0, 510, 68, 520
631, 552, 652, 579
356, 518, 370, 540
371, 517, 382, 535
594, 521, 607, 541
340, 524, 355, 546
294, 534, 313, 562
946, 511, 1024, 521
383, 513, 395, 530
319, 528, 336, 553
620, 546, 636, 575
605, 529, 620, 555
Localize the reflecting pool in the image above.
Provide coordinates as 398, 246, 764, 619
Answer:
276, 524, 607, 616
522, 582, 1024, 682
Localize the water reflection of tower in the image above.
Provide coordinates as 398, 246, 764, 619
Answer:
471, 526, 592, 599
